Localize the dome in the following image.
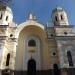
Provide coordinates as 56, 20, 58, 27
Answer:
52, 7, 64, 14
6, 6, 13, 14
0, 4, 13, 14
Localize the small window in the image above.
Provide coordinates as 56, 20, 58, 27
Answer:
61, 15, 64, 20
67, 51, 73, 67
28, 39, 36, 47
6, 53, 10, 66
51, 34, 53, 37
55, 16, 58, 21
6, 16, 8, 21
0, 14, 2, 19
10, 34, 13, 37
64, 32, 67, 35
53, 52, 56, 56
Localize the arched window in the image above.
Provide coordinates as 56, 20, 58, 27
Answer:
0, 44, 2, 62
6, 53, 10, 66
67, 51, 73, 66
55, 16, 58, 21
61, 15, 64, 20
28, 39, 36, 47
0, 14, 2, 19
6, 16, 8, 21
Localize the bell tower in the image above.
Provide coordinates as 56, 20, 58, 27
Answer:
0, 1, 16, 75
52, 7, 69, 25
0, 4, 13, 25
50, 7, 75, 75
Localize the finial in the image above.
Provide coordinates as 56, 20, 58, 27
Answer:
28, 13, 36, 20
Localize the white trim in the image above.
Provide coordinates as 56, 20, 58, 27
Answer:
15, 20, 45, 38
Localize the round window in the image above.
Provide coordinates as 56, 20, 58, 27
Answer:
10, 34, 13, 37
64, 32, 67, 35
51, 34, 53, 37
53, 52, 56, 56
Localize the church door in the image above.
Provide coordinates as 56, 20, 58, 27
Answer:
53, 64, 60, 75
27, 59, 36, 75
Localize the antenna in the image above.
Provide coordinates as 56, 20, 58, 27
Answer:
0, 0, 13, 7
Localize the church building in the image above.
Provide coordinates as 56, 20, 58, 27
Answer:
0, 4, 75, 75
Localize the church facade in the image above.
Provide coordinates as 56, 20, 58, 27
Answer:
0, 4, 75, 75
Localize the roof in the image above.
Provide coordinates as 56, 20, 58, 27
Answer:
52, 7, 64, 14
0, 4, 12, 14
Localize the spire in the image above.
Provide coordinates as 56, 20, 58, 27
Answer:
28, 13, 36, 21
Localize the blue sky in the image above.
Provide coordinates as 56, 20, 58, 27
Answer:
11, 0, 75, 26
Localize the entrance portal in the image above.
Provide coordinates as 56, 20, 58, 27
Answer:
27, 59, 36, 75
53, 64, 60, 75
